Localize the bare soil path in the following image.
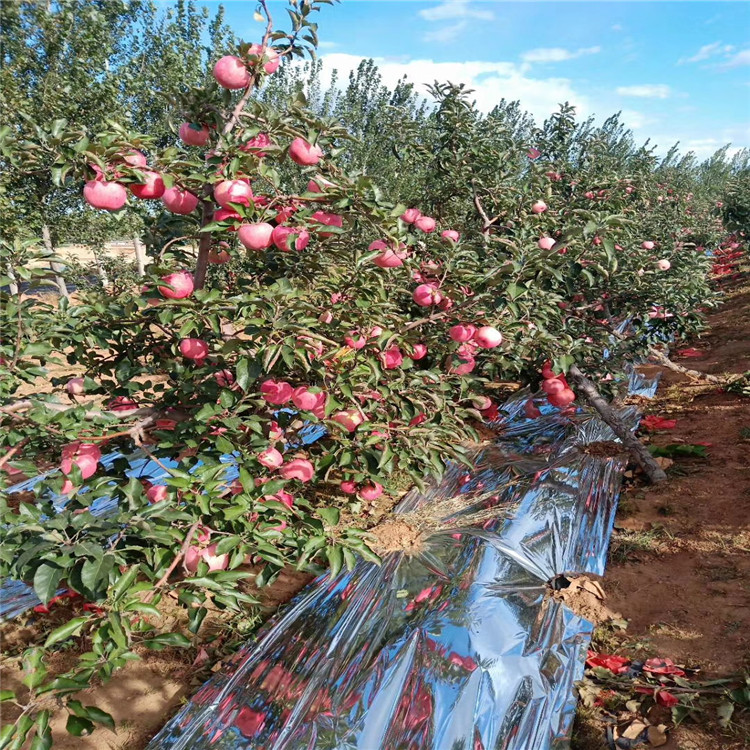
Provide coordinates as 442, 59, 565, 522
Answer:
575, 285, 750, 749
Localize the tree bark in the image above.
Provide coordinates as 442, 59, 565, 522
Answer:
193, 199, 214, 290
94, 250, 110, 288
133, 235, 146, 277
41, 224, 69, 298
6, 266, 18, 296
568, 364, 667, 483
648, 348, 723, 385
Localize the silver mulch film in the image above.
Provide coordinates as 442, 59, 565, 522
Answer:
147, 388, 649, 750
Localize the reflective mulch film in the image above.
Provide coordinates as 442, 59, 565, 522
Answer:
148, 392, 641, 750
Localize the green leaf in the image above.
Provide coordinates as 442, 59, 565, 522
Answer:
0, 691, 14, 702
44, 616, 88, 648
111, 565, 139, 602
33, 564, 62, 604
80, 554, 115, 595
318, 507, 340, 526
214, 535, 241, 555
235, 357, 261, 392
65, 715, 94, 737
82, 706, 114, 731
326, 545, 343, 577
29, 711, 52, 750
141, 632, 191, 650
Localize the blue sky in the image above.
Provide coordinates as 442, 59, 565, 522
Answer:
196, 1, 750, 158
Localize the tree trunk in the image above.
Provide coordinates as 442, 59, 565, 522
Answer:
41, 224, 69, 299
193, 200, 213, 290
133, 235, 146, 277
568, 364, 667, 484
94, 249, 110, 288
648, 348, 723, 385
6, 267, 18, 296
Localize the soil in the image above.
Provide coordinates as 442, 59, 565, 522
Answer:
368, 518, 425, 555
548, 574, 623, 626
576, 285, 750, 750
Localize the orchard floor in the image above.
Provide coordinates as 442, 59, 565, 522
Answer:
573, 284, 750, 750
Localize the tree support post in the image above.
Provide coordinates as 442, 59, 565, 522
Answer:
568, 364, 667, 483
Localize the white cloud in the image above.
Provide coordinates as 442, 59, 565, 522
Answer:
720, 49, 750, 69
618, 109, 651, 131
419, 0, 494, 22
318, 40, 337, 50
647, 125, 750, 158
418, 1, 492, 43
423, 20, 468, 44
611, 24, 624, 32
616, 84, 671, 99
678, 41, 734, 64
317, 53, 592, 122
521, 46, 601, 64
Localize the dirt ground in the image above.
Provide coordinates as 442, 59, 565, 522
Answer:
575, 285, 750, 749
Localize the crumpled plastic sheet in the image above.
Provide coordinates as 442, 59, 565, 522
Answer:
147, 385, 652, 750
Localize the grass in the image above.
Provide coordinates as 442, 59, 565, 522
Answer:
608, 524, 673, 564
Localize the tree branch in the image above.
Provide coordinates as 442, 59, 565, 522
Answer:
568, 364, 667, 484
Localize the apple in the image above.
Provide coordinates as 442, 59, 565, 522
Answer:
538, 236, 556, 250
656, 259, 671, 271
449, 324, 476, 343
531, 200, 547, 214
332, 409, 364, 432
214, 179, 253, 208
260, 379, 293, 404
241, 132, 272, 157
414, 215, 436, 233
258, 447, 284, 469
239, 222, 274, 250
248, 43, 280, 74
271, 225, 310, 252
83, 180, 127, 211
641, 241, 655, 250
411, 343, 428, 360
359, 482, 383, 501
473, 326, 502, 348
158, 271, 194, 299
413, 284, 443, 307
179, 338, 209, 362
179, 122, 210, 147
66, 377, 85, 396
146, 485, 168, 504
214, 369, 234, 387
162, 186, 199, 214
288, 138, 323, 166
400, 208, 421, 224
130, 171, 165, 199
208, 246, 231, 264
279, 458, 314, 482
213, 55, 250, 89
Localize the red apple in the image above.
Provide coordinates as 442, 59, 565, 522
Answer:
162, 186, 199, 214
179, 122, 210, 147
213, 55, 250, 89
83, 180, 127, 211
